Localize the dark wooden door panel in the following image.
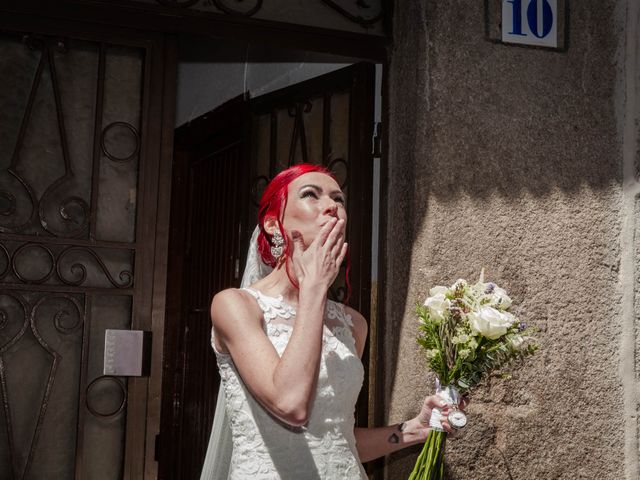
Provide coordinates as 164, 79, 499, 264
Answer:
0, 17, 175, 480
159, 96, 248, 480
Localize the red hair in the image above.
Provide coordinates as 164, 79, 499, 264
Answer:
257, 163, 351, 301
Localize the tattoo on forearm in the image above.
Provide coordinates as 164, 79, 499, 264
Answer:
387, 422, 407, 444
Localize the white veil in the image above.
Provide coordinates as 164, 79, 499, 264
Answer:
200, 226, 273, 480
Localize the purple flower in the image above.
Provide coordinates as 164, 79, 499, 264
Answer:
518, 322, 527, 332
485, 283, 496, 294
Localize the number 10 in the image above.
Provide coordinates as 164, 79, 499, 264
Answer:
507, 0, 554, 39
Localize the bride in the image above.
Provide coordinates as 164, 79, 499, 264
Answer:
201, 163, 459, 479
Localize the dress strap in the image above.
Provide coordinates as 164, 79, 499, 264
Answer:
242, 288, 296, 323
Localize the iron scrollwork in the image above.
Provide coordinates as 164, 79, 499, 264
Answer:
0, 292, 84, 479
0, 292, 85, 349
100, 122, 141, 163
12, 243, 56, 284
85, 375, 127, 418
0, 191, 16, 217
319, 0, 383, 27
157, 0, 264, 16
207, 0, 263, 16
250, 175, 270, 207
0, 243, 9, 281
1, 35, 91, 238
0, 293, 29, 351
1, 241, 134, 289
155, 0, 200, 6
57, 246, 133, 288
327, 157, 349, 190
288, 101, 313, 166
32, 293, 85, 336
153, 0, 383, 26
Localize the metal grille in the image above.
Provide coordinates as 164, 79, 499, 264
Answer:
249, 63, 375, 429
0, 31, 144, 480
145, 0, 384, 28
251, 81, 356, 304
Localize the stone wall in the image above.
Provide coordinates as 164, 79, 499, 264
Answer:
383, 1, 639, 478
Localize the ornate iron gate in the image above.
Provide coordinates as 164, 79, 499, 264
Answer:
249, 63, 375, 319
0, 19, 174, 480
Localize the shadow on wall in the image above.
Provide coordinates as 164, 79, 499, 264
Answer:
383, 0, 622, 474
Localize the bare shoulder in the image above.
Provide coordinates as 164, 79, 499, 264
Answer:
210, 288, 264, 354
344, 305, 368, 358
210, 288, 261, 328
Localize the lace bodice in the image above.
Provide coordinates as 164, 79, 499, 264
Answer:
212, 288, 367, 480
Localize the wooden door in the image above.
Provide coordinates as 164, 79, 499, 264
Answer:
160, 62, 375, 479
159, 95, 249, 480
0, 15, 175, 480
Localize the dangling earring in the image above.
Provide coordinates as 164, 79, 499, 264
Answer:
270, 231, 284, 261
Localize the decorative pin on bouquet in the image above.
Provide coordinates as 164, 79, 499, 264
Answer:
409, 271, 538, 480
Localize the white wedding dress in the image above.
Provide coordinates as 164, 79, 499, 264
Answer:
210, 287, 367, 480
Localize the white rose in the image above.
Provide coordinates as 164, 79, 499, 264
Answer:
491, 286, 512, 309
424, 293, 451, 322
428, 285, 449, 297
501, 311, 517, 325
469, 306, 515, 339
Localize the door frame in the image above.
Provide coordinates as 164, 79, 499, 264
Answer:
0, 6, 391, 480
2, 0, 390, 61
0, 14, 177, 480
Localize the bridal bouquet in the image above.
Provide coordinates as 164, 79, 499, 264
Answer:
409, 273, 537, 480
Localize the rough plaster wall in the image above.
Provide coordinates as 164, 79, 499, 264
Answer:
384, 1, 635, 478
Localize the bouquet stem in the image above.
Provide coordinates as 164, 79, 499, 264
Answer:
407, 430, 447, 480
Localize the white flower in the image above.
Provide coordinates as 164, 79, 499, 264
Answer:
452, 333, 470, 345
425, 349, 440, 360
429, 285, 449, 297
490, 286, 512, 309
453, 278, 468, 290
423, 294, 451, 322
469, 306, 517, 340
509, 335, 524, 348
501, 311, 517, 325
473, 282, 490, 296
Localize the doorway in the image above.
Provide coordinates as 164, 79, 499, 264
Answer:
159, 37, 382, 479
